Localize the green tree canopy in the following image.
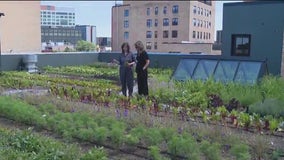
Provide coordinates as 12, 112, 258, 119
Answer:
76, 40, 96, 51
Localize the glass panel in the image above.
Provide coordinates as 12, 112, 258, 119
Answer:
172, 59, 198, 81
192, 60, 217, 80
234, 61, 261, 84
214, 61, 238, 83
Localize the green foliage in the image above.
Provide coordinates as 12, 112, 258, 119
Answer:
76, 40, 96, 51
200, 140, 222, 160
109, 122, 126, 147
93, 127, 108, 144
167, 133, 200, 160
80, 147, 108, 160
143, 128, 163, 146
0, 128, 83, 160
230, 143, 251, 160
149, 145, 169, 160
249, 99, 284, 118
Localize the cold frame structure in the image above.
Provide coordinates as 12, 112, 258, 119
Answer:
172, 58, 268, 84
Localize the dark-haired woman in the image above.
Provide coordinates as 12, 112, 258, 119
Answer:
113, 42, 135, 97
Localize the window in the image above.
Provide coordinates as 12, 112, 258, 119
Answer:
231, 34, 251, 56
197, 19, 200, 27
172, 18, 178, 26
200, 20, 203, 27
146, 42, 152, 50
163, 18, 169, 26
193, 6, 197, 14
163, 30, 169, 38
198, 7, 200, 14
203, 32, 206, 39
155, 7, 158, 15
201, 8, 203, 15
124, 32, 129, 40
154, 31, 158, 38
146, 31, 152, 38
206, 33, 208, 39
147, 8, 150, 15
163, 6, 167, 14
193, 18, 196, 26
154, 42, 157, 50
197, 32, 199, 39
124, 9, 129, 17
172, 5, 179, 14
155, 19, 158, 27
200, 32, 202, 39
209, 10, 211, 16
172, 30, 178, 38
209, 33, 211, 39
124, 20, 129, 28
146, 19, 152, 27
193, 31, 196, 38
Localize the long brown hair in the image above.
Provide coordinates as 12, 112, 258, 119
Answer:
134, 41, 145, 54
121, 42, 130, 54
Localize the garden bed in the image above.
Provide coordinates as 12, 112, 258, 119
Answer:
0, 63, 283, 160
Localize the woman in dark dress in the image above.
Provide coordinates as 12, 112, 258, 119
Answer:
134, 41, 150, 96
113, 42, 135, 97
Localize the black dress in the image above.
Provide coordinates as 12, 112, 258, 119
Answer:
135, 51, 149, 96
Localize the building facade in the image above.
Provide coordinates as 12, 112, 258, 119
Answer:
221, 1, 284, 76
97, 37, 111, 52
112, 0, 215, 53
75, 25, 97, 45
40, 5, 75, 27
0, 1, 41, 53
41, 26, 82, 45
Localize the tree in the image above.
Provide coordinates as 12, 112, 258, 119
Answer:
75, 40, 96, 51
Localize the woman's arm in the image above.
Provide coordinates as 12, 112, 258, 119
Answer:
143, 59, 150, 70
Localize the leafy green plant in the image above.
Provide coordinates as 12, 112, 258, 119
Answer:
230, 143, 251, 160
249, 99, 284, 118
239, 112, 252, 130
143, 128, 163, 146
269, 118, 279, 134
80, 147, 108, 160
149, 145, 169, 160
167, 133, 200, 160
94, 127, 109, 144
200, 140, 222, 160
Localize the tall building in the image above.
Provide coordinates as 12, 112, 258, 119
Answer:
40, 5, 75, 27
41, 26, 82, 45
97, 37, 111, 52
112, 1, 215, 53
216, 30, 222, 44
75, 25, 97, 45
0, 1, 41, 53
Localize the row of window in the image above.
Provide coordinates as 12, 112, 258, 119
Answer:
193, 18, 211, 28
193, 6, 211, 17
147, 5, 179, 16
192, 31, 211, 40
41, 11, 75, 15
143, 18, 179, 28
41, 22, 75, 25
146, 42, 158, 50
124, 5, 180, 17
42, 20, 75, 23
42, 15, 75, 19
146, 30, 178, 39
41, 32, 81, 37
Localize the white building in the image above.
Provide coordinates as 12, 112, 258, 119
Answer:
40, 5, 75, 27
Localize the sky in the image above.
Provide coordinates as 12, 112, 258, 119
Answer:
41, 1, 242, 39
